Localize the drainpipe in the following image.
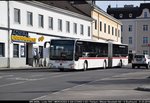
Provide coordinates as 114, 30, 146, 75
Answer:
7, 0, 10, 68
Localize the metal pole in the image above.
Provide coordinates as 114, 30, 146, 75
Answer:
7, 0, 10, 68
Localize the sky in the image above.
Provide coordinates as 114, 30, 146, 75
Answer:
96, 0, 150, 12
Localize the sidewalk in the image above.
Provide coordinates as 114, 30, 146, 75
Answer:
0, 66, 49, 71
136, 76, 150, 91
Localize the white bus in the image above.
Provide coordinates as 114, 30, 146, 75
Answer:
47, 39, 128, 71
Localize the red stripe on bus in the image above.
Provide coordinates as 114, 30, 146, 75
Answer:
79, 57, 108, 60
79, 57, 128, 60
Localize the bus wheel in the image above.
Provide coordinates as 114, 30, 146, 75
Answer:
103, 61, 106, 69
83, 62, 88, 71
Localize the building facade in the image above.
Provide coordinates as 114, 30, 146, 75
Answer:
0, 1, 92, 68
71, 2, 122, 43
107, 3, 150, 55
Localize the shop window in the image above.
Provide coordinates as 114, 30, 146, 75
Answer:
20, 45, 25, 57
0, 43, 5, 57
13, 44, 19, 57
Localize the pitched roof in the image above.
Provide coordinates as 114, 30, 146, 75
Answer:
35, 0, 90, 17
107, 3, 150, 19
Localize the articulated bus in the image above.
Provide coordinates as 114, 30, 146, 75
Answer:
47, 39, 128, 71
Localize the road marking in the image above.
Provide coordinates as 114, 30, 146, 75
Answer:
0, 75, 14, 79
33, 76, 112, 100
0, 81, 26, 88
8, 77, 46, 81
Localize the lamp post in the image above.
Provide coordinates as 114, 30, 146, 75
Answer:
7, 0, 10, 68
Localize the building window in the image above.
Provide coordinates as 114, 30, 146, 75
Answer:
129, 37, 132, 44
48, 17, 53, 30
115, 28, 117, 36
128, 25, 132, 32
66, 21, 70, 33
119, 14, 123, 18
118, 30, 120, 37
13, 44, 19, 57
143, 50, 148, 55
104, 23, 106, 33
38, 14, 44, 28
143, 37, 148, 44
58, 19, 62, 31
108, 25, 110, 34
27, 11, 33, 26
100, 21, 102, 31
112, 27, 114, 35
80, 24, 84, 35
14, 8, 20, 24
20, 45, 25, 57
73, 23, 77, 34
129, 13, 132, 18
144, 12, 147, 18
39, 46, 43, 58
95, 20, 97, 30
143, 25, 148, 31
88, 26, 90, 37
0, 43, 5, 57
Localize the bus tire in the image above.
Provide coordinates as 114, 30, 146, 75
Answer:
103, 61, 107, 69
83, 61, 88, 71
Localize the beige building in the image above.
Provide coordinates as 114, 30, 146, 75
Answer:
107, 3, 150, 55
72, 1, 122, 43
92, 6, 122, 43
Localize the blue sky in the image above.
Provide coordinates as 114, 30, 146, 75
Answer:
96, 1, 150, 12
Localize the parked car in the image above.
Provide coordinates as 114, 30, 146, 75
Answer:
132, 54, 150, 69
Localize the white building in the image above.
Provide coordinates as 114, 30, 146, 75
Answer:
107, 3, 150, 57
0, 1, 93, 68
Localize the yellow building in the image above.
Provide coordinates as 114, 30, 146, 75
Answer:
92, 6, 122, 43
73, 1, 122, 43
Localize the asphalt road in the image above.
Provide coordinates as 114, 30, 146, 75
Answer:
0, 67, 150, 100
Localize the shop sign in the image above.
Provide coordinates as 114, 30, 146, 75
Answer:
12, 29, 28, 37
38, 36, 44, 42
11, 30, 36, 43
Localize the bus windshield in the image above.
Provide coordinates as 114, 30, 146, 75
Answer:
50, 40, 74, 60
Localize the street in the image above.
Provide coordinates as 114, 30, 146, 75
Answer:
0, 66, 150, 100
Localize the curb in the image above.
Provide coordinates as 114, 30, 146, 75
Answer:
0, 67, 50, 71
